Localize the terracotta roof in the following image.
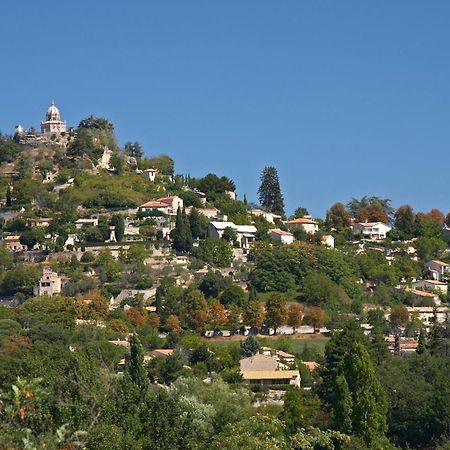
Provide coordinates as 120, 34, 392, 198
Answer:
277, 350, 295, 358
302, 361, 320, 371
139, 201, 167, 208
430, 260, 450, 266
269, 228, 293, 236
355, 222, 388, 227
402, 287, 438, 298
151, 349, 174, 357
285, 218, 318, 225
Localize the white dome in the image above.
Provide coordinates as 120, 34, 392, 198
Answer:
46, 101, 61, 121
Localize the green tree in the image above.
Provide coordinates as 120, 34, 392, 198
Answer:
341, 343, 388, 446
394, 205, 416, 236
170, 207, 192, 253
110, 214, 125, 242
1, 265, 41, 296
188, 208, 209, 239
193, 238, 233, 267
240, 335, 260, 357
127, 334, 147, 389
332, 375, 353, 434
124, 141, 144, 159
220, 285, 246, 307
265, 292, 288, 332
258, 166, 285, 216
325, 202, 351, 230
281, 386, 312, 434
319, 321, 369, 406
417, 328, 426, 354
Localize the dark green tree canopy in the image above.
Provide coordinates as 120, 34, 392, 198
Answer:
258, 166, 285, 216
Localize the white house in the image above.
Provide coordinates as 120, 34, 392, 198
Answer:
209, 221, 257, 253
269, 228, 294, 245
285, 216, 319, 234
139, 196, 183, 216
143, 168, 158, 182
425, 260, 450, 281
239, 354, 300, 387
413, 280, 448, 295
396, 286, 440, 306
1, 235, 26, 252
352, 222, 392, 240
321, 234, 335, 248
251, 209, 282, 224
185, 206, 225, 221
405, 306, 449, 325
75, 217, 99, 229
33, 269, 62, 297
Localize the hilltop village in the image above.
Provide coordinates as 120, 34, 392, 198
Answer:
0, 103, 449, 449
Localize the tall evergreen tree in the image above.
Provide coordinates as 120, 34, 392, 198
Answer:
127, 334, 147, 389
332, 375, 353, 435
281, 386, 307, 435
319, 322, 369, 406
170, 207, 192, 253
258, 166, 285, 216
369, 326, 390, 365
110, 214, 125, 242
6, 185, 12, 207
341, 343, 388, 446
417, 328, 426, 354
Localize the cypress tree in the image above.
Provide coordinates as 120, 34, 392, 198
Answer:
394, 333, 401, 356
341, 343, 388, 446
128, 334, 147, 389
332, 374, 353, 435
417, 328, 426, 354
6, 185, 12, 207
281, 386, 307, 435
369, 326, 390, 365
182, 208, 192, 252
257, 166, 285, 216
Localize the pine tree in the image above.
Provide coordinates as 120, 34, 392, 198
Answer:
243, 194, 247, 205
127, 334, 147, 389
258, 166, 285, 216
332, 375, 353, 434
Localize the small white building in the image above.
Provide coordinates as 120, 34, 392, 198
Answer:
352, 222, 392, 240
269, 228, 294, 245
321, 234, 335, 248
139, 196, 183, 216
1, 235, 26, 252
396, 286, 441, 306
75, 217, 99, 229
405, 306, 449, 325
425, 260, 450, 281
251, 209, 282, 224
143, 168, 158, 182
33, 269, 62, 297
209, 221, 257, 253
285, 216, 319, 234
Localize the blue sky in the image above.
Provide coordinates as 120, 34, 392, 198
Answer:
1, 1, 449, 217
